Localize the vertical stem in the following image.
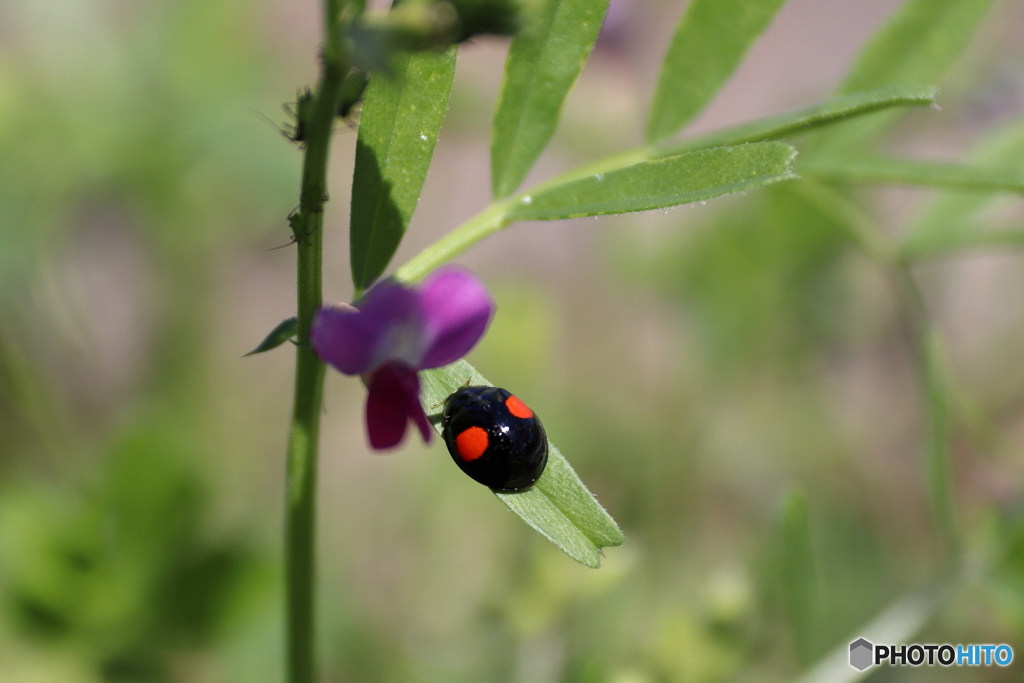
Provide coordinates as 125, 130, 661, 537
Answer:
895, 267, 961, 558
921, 327, 959, 555
286, 237, 326, 683
794, 181, 961, 558
285, 38, 347, 683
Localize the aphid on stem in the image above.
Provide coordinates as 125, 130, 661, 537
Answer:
282, 88, 315, 146
336, 69, 369, 124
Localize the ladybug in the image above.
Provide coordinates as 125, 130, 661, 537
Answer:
442, 386, 548, 492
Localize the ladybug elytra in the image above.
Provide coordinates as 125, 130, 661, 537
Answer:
442, 386, 548, 491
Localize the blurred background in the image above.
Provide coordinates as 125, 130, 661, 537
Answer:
2, 0, 1024, 681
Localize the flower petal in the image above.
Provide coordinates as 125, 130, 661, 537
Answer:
311, 305, 370, 375
311, 282, 424, 375
365, 362, 431, 449
410, 395, 433, 444
417, 266, 495, 369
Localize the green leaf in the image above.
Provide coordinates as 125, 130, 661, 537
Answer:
905, 228, 1024, 258
243, 317, 298, 357
507, 142, 797, 221
350, 46, 457, 292
664, 84, 938, 154
397, 82, 937, 282
419, 360, 624, 568
905, 118, 1024, 256
780, 490, 818, 666
799, 156, 1024, 193
491, 0, 610, 199
839, 0, 993, 95
813, 0, 994, 155
394, 143, 798, 281
791, 587, 945, 683
647, 0, 789, 143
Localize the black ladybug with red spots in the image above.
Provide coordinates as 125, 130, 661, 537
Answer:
441, 386, 548, 491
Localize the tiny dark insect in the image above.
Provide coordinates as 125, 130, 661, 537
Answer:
336, 69, 368, 122
442, 386, 548, 492
283, 88, 315, 146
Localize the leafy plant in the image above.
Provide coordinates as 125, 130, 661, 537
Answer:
236, 0, 1023, 680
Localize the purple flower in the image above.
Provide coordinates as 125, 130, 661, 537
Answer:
312, 266, 495, 450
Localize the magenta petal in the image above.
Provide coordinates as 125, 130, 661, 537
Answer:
411, 397, 433, 444
365, 363, 415, 449
311, 306, 375, 375
364, 362, 430, 450
311, 282, 424, 375
417, 266, 495, 369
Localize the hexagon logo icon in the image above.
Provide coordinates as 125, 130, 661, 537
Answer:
849, 638, 874, 671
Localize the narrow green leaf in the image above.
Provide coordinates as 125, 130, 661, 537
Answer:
904, 228, 1024, 259
491, 0, 611, 199
791, 587, 945, 683
394, 143, 798, 281
840, 0, 993, 95
647, 0, 789, 143
507, 142, 797, 221
350, 46, 457, 292
799, 157, 1024, 193
244, 317, 298, 357
905, 119, 1024, 256
419, 360, 624, 568
780, 490, 818, 666
813, 0, 993, 155
664, 84, 938, 154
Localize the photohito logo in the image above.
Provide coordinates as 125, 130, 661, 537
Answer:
849, 638, 1013, 671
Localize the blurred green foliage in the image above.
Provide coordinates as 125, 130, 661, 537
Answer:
2, 0, 1024, 682
0, 426, 270, 680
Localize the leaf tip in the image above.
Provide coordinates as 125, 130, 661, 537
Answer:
244, 316, 299, 357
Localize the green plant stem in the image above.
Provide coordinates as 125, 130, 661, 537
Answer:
790, 178, 900, 265
394, 86, 937, 283
894, 267, 962, 558
285, 45, 348, 683
392, 150, 650, 284
791, 178, 960, 557
394, 199, 515, 283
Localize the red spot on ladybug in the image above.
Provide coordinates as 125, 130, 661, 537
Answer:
504, 395, 533, 419
455, 426, 489, 462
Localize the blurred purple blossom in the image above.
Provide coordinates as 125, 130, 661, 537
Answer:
312, 266, 495, 450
